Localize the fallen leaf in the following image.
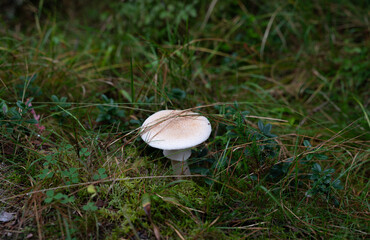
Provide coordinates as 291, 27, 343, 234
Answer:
0, 211, 15, 223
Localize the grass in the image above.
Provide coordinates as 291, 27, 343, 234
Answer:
0, 0, 369, 239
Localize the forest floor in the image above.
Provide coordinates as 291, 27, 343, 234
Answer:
0, 1, 369, 239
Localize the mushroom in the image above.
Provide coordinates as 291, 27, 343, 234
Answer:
140, 110, 211, 175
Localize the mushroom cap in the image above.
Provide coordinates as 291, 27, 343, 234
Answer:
140, 110, 211, 150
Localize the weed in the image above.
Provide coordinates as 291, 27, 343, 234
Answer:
96, 94, 125, 124
0, 98, 39, 134
306, 163, 343, 206
83, 202, 98, 212
93, 168, 108, 180
44, 190, 75, 204
50, 95, 71, 124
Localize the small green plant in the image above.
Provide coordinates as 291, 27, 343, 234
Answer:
79, 148, 91, 158
50, 95, 71, 112
44, 190, 75, 204
37, 168, 54, 180
168, 88, 186, 101
268, 157, 294, 180
50, 95, 71, 124
61, 167, 80, 185
96, 94, 125, 124
214, 102, 249, 143
193, 103, 280, 183
43, 155, 57, 167
301, 140, 329, 163
306, 163, 343, 206
37, 155, 57, 180
269, 140, 329, 181
82, 202, 98, 211
250, 120, 279, 159
0, 98, 43, 136
93, 168, 108, 180
15, 74, 42, 98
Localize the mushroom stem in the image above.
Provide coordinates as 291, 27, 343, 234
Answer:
171, 160, 191, 175
163, 149, 191, 175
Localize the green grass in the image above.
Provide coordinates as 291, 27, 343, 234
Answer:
0, 0, 369, 239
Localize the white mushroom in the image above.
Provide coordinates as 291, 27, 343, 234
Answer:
140, 110, 211, 175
